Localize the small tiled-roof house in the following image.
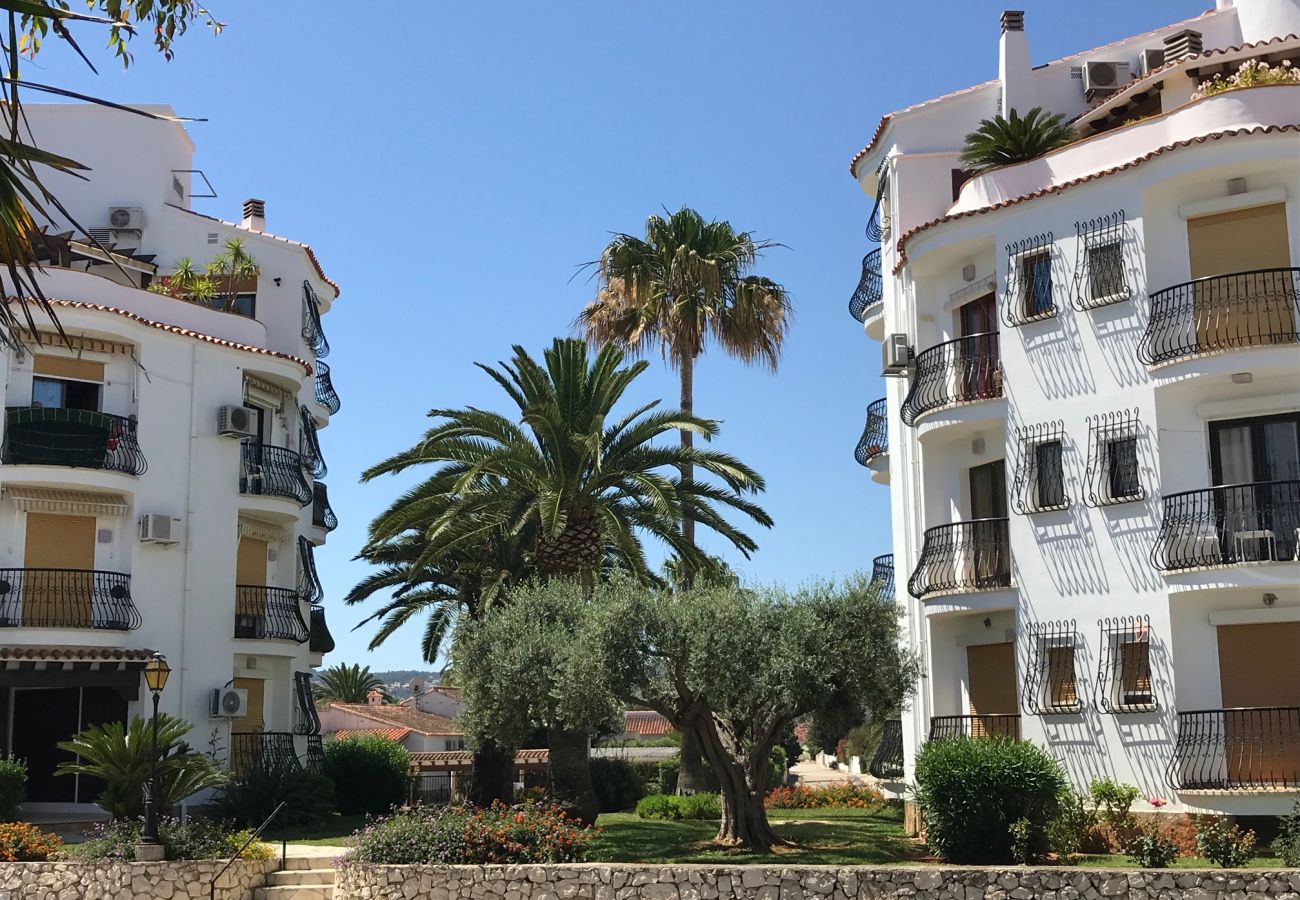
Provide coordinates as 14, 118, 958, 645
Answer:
319, 697, 464, 753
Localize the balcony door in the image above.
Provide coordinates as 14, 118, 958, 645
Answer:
229, 676, 265, 778
967, 641, 1017, 737
970, 460, 1010, 587
959, 293, 999, 398
22, 513, 95, 628
234, 537, 269, 639
1209, 414, 1300, 562
1216, 623, 1300, 786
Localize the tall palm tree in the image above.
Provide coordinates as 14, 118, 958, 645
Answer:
361, 337, 772, 822
313, 663, 387, 704
578, 207, 791, 585
578, 207, 790, 793
959, 106, 1075, 174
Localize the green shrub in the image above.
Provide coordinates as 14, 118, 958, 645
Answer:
72, 817, 270, 861
914, 737, 1067, 864
589, 758, 644, 812
1088, 777, 1139, 827
345, 802, 592, 864
214, 765, 335, 828
1276, 800, 1300, 867
634, 792, 720, 821
1008, 817, 1046, 865
764, 784, 884, 809
0, 756, 26, 821
1047, 787, 1097, 858
1126, 824, 1179, 868
1196, 817, 1256, 868
324, 736, 410, 816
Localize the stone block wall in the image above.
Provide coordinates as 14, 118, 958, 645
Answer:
0, 858, 276, 900
336, 863, 1300, 900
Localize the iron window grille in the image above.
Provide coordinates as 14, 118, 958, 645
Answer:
855, 398, 888, 467
848, 249, 883, 323
314, 361, 341, 415
293, 670, 321, 736
1012, 420, 1070, 514
1096, 616, 1157, 714
1072, 211, 1131, 310
298, 406, 326, 479
1024, 619, 1082, 715
297, 535, 324, 605
865, 159, 891, 243
1004, 232, 1057, 326
300, 280, 330, 358
1084, 409, 1145, 507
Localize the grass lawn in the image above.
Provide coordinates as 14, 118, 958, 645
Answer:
1074, 853, 1282, 869
265, 813, 367, 847
590, 806, 924, 865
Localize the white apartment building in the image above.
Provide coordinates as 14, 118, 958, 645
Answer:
850, 0, 1299, 818
0, 103, 341, 813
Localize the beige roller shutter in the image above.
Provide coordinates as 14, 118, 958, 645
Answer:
22, 513, 95, 627
968, 642, 1018, 736
1218, 623, 1300, 708
32, 355, 104, 383
1188, 204, 1291, 278
235, 538, 268, 587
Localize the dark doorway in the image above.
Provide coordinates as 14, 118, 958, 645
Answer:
11, 686, 128, 803
969, 460, 1011, 588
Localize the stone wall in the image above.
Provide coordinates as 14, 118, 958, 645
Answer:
0, 858, 276, 900
336, 863, 1300, 900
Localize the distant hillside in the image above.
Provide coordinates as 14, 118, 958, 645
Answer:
373, 670, 440, 685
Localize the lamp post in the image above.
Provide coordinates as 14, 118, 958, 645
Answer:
140, 652, 171, 852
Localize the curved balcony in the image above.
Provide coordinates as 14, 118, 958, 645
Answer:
3, 407, 146, 476
234, 585, 309, 643
901, 333, 1001, 426
0, 568, 139, 630
848, 249, 883, 324
908, 518, 1011, 600
1169, 707, 1299, 790
301, 280, 330, 359
309, 603, 335, 654
312, 482, 338, 533
230, 731, 301, 779
299, 406, 327, 479
239, 440, 312, 507
1152, 480, 1299, 572
868, 553, 895, 600
303, 734, 326, 773
867, 719, 904, 779
315, 361, 341, 415
854, 398, 888, 471
929, 714, 1020, 741
1138, 268, 1299, 366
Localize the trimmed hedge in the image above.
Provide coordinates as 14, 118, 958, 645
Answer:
325, 735, 410, 816
634, 793, 720, 821
590, 757, 644, 812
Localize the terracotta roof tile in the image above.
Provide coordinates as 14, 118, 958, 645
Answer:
624, 710, 673, 737
327, 702, 461, 736
408, 749, 548, 768
335, 727, 412, 742
12, 298, 312, 375
0, 646, 154, 661
891, 124, 1300, 274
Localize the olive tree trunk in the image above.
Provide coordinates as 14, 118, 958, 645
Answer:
547, 726, 598, 825
686, 712, 785, 851
676, 725, 707, 795
466, 738, 514, 807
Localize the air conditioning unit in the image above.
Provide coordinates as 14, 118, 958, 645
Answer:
138, 514, 182, 545
107, 206, 144, 231
1083, 61, 1131, 97
210, 687, 249, 719
882, 333, 913, 376
1137, 48, 1165, 77
217, 405, 258, 438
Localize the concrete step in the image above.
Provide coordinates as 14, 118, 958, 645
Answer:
253, 885, 334, 900
267, 869, 337, 886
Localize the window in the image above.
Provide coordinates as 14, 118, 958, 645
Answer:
1073, 211, 1131, 310
1106, 437, 1140, 500
1020, 251, 1053, 318
1004, 232, 1056, 326
1120, 640, 1153, 708
32, 377, 100, 411
1035, 440, 1065, 510
1096, 616, 1158, 714
1025, 620, 1082, 715
1013, 421, 1070, 514
1085, 409, 1145, 506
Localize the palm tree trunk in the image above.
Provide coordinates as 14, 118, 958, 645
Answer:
546, 726, 598, 825
678, 351, 696, 583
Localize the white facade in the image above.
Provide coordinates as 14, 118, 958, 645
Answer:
0, 103, 341, 812
850, 1, 1300, 816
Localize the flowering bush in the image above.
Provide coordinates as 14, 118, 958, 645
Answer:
1125, 823, 1179, 868
1193, 59, 1300, 99
69, 817, 271, 861
345, 802, 593, 865
763, 783, 884, 810
1195, 816, 1256, 868
0, 822, 61, 861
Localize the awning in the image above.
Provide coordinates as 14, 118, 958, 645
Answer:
0, 646, 154, 699
238, 518, 287, 544
2, 486, 128, 517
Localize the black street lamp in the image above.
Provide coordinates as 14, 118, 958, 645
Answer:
141, 652, 171, 847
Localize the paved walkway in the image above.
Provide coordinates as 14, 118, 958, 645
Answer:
789, 759, 875, 786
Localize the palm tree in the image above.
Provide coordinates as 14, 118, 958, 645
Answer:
578, 207, 790, 793
959, 106, 1075, 174
313, 663, 387, 704
361, 337, 772, 822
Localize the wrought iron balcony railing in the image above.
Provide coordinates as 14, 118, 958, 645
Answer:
3, 407, 146, 475
314, 361, 341, 415
239, 440, 312, 507
0, 568, 139, 630
1168, 707, 1300, 790
1152, 480, 1299, 571
293, 671, 321, 736
299, 406, 327, 479
1138, 267, 1300, 365
928, 714, 1020, 741
309, 604, 335, 654
854, 398, 888, 468
908, 518, 1012, 599
230, 731, 302, 779
301, 280, 330, 359
901, 332, 1002, 426
868, 553, 895, 600
867, 719, 904, 779
312, 482, 338, 532
234, 586, 309, 643
848, 249, 883, 323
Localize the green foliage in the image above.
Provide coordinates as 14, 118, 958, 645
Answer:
71, 817, 271, 861
54, 715, 224, 819
1195, 817, 1257, 868
0, 822, 60, 861
324, 736, 411, 817
313, 663, 387, 704
0, 756, 27, 821
635, 793, 721, 821
345, 803, 593, 864
1047, 787, 1097, 858
764, 784, 884, 810
1008, 817, 1045, 865
589, 758, 645, 813
1276, 800, 1300, 867
213, 765, 335, 829
913, 738, 1067, 864
16, 1, 222, 65
1125, 824, 1179, 868
959, 106, 1076, 174
1088, 777, 1139, 827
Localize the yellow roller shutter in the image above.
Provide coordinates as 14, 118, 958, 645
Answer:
32, 355, 104, 383
22, 513, 95, 627
1188, 203, 1291, 278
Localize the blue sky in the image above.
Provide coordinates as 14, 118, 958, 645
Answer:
39, 0, 1196, 670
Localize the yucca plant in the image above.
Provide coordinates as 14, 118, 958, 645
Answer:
55, 714, 225, 819
959, 106, 1076, 174
312, 663, 388, 704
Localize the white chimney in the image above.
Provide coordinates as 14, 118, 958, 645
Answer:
240, 198, 266, 233
999, 11, 1035, 116
367, 689, 384, 706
